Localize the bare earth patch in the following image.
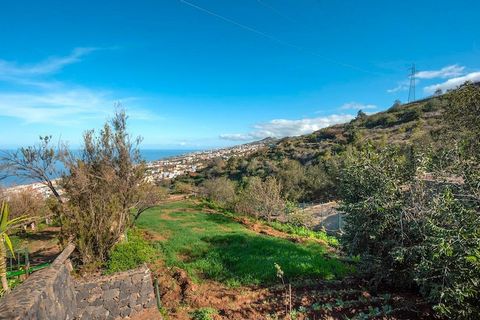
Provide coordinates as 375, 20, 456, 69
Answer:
151, 262, 432, 319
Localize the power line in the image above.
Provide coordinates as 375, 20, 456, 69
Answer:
179, 0, 381, 76
256, 0, 297, 23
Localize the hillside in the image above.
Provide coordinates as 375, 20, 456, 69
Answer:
246, 97, 444, 166
190, 92, 451, 203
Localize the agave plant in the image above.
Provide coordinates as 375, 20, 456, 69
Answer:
0, 202, 28, 294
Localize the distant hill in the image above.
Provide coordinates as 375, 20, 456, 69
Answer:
189, 84, 474, 203
245, 95, 446, 165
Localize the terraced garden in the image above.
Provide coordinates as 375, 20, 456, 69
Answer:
134, 200, 431, 319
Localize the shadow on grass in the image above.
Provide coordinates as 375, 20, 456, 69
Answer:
186, 233, 350, 286
202, 211, 238, 225
14, 229, 58, 241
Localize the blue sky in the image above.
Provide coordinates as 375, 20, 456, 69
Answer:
0, 0, 479, 149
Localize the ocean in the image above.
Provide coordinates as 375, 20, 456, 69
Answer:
0, 149, 197, 187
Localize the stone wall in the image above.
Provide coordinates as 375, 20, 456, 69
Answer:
0, 244, 158, 320
0, 244, 77, 320
75, 265, 156, 319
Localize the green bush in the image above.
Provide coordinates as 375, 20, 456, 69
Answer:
106, 229, 156, 274
397, 108, 421, 124
365, 114, 397, 128
267, 221, 339, 247
414, 188, 480, 318
339, 143, 480, 319
190, 307, 218, 320
201, 177, 237, 209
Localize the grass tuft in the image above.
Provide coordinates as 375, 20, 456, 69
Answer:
106, 229, 156, 274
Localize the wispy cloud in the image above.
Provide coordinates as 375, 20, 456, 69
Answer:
0, 89, 113, 125
339, 102, 377, 110
0, 48, 98, 87
416, 64, 465, 79
0, 48, 156, 125
424, 71, 480, 94
387, 80, 410, 93
220, 114, 354, 141
218, 133, 253, 141
388, 64, 467, 94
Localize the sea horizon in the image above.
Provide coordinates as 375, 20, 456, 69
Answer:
0, 148, 200, 188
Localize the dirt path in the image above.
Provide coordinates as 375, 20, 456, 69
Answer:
14, 226, 62, 266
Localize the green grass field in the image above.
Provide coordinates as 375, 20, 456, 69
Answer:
136, 200, 351, 286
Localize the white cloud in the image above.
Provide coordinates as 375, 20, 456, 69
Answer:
339, 102, 377, 110
220, 114, 354, 141
416, 64, 465, 79
423, 71, 480, 94
388, 65, 467, 94
0, 89, 155, 125
219, 133, 253, 141
0, 47, 97, 78
387, 80, 410, 93
0, 48, 156, 125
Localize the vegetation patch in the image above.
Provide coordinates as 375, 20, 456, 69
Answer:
190, 307, 219, 320
136, 200, 351, 286
266, 221, 339, 247
105, 229, 156, 274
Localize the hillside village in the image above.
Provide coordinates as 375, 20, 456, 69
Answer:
145, 139, 274, 182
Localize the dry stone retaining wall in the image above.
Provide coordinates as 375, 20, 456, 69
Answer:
0, 244, 158, 320
75, 265, 156, 319
0, 244, 77, 320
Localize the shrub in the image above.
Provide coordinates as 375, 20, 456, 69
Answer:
0, 187, 51, 220
276, 160, 306, 202
190, 307, 218, 320
339, 142, 480, 318
365, 114, 397, 128
173, 181, 196, 195
106, 229, 156, 274
60, 110, 149, 265
3, 110, 154, 266
422, 98, 444, 112
235, 176, 285, 221
414, 188, 480, 318
397, 108, 421, 124
201, 177, 236, 209
267, 220, 339, 247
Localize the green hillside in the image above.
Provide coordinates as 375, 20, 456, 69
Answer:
189, 91, 453, 203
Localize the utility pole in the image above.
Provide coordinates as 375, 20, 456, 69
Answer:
408, 63, 416, 102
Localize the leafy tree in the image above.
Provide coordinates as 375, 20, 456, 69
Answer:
339, 144, 413, 285
59, 110, 148, 264
3, 109, 159, 266
1, 136, 65, 203
356, 109, 367, 120
445, 82, 480, 156
201, 177, 236, 209
276, 160, 305, 202
236, 176, 284, 221
0, 187, 52, 221
340, 140, 480, 318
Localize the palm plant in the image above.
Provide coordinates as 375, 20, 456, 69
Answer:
0, 202, 28, 294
